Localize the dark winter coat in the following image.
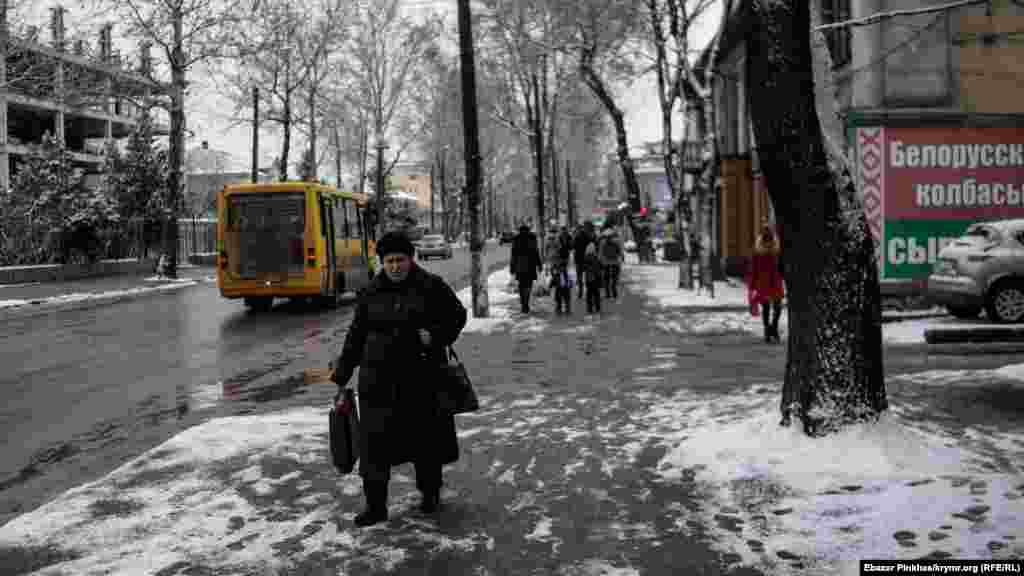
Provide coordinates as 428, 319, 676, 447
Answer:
333, 264, 468, 475
583, 244, 603, 285
510, 231, 543, 284
557, 232, 573, 262
572, 229, 593, 265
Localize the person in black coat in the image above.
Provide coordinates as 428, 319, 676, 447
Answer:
509, 224, 542, 313
332, 230, 468, 527
572, 222, 595, 300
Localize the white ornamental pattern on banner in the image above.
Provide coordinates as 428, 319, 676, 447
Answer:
858, 127, 884, 270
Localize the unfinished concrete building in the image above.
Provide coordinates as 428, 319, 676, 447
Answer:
1, 6, 166, 191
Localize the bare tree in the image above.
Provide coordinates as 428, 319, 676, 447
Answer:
745, 0, 886, 437
85, 0, 243, 278
570, 0, 648, 242
215, 0, 344, 182
333, 0, 441, 235
644, 0, 716, 288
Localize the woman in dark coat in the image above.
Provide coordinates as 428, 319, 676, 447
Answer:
332, 231, 467, 527
509, 224, 543, 313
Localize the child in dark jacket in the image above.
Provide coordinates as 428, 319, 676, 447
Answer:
549, 261, 573, 315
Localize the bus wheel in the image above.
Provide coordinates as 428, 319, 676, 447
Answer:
244, 297, 273, 312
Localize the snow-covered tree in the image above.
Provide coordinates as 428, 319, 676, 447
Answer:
745, 0, 886, 437
11, 134, 120, 264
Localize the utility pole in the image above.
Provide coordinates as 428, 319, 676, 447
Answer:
429, 160, 436, 232
457, 0, 487, 317
334, 121, 342, 190
306, 58, 317, 182
375, 127, 387, 240
251, 86, 259, 183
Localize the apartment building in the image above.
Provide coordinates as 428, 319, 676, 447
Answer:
709, 0, 1024, 285
1, 7, 165, 191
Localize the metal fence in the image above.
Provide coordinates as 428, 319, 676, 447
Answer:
178, 217, 218, 258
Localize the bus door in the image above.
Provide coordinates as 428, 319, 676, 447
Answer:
319, 193, 337, 295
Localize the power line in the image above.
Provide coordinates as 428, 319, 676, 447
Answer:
814, 0, 988, 32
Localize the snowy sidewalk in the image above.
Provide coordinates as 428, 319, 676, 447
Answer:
0, 266, 215, 318
0, 262, 1022, 575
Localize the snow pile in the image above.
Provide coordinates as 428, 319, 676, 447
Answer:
0, 280, 199, 311
628, 265, 748, 308
654, 383, 1024, 575
456, 268, 520, 334
455, 268, 559, 336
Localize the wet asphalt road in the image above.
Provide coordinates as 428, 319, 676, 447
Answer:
0, 243, 510, 527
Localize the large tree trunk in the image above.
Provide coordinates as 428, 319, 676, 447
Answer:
746, 0, 886, 437
163, 7, 186, 279
579, 54, 641, 239
530, 73, 546, 255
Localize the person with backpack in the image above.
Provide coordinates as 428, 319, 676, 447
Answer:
598, 227, 624, 299
572, 221, 595, 300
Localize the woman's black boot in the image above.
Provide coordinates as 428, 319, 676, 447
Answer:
355, 480, 388, 527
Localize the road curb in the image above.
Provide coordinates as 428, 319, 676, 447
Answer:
924, 327, 1024, 344
0, 279, 207, 321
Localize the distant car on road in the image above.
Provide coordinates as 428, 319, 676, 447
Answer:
499, 230, 516, 245
416, 234, 453, 260
927, 218, 1024, 323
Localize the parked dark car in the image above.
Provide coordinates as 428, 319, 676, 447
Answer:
927, 218, 1024, 323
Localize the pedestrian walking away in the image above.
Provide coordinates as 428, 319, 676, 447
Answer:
583, 240, 603, 314
747, 220, 785, 344
330, 230, 468, 527
597, 226, 624, 299
573, 221, 595, 300
510, 223, 543, 314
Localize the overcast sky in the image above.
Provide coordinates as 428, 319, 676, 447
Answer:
23, 0, 721, 175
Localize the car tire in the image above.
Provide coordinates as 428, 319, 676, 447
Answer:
985, 280, 1024, 323
947, 305, 981, 319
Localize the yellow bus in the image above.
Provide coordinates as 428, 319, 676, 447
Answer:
217, 182, 377, 311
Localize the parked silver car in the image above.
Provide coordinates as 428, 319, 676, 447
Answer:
416, 234, 453, 260
927, 218, 1024, 323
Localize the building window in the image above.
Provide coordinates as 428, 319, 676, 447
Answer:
822, 0, 852, 67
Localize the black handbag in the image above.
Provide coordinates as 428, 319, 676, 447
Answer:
437, 346, 480, 415
329, 389, 359, 474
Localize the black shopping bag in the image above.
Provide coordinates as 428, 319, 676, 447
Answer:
437, 346, 480, 415
329, 389, 359, 474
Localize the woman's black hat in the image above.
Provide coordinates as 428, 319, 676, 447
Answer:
376, 230, 415, 257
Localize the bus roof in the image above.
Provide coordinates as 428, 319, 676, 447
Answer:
223, 182, 370, 205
